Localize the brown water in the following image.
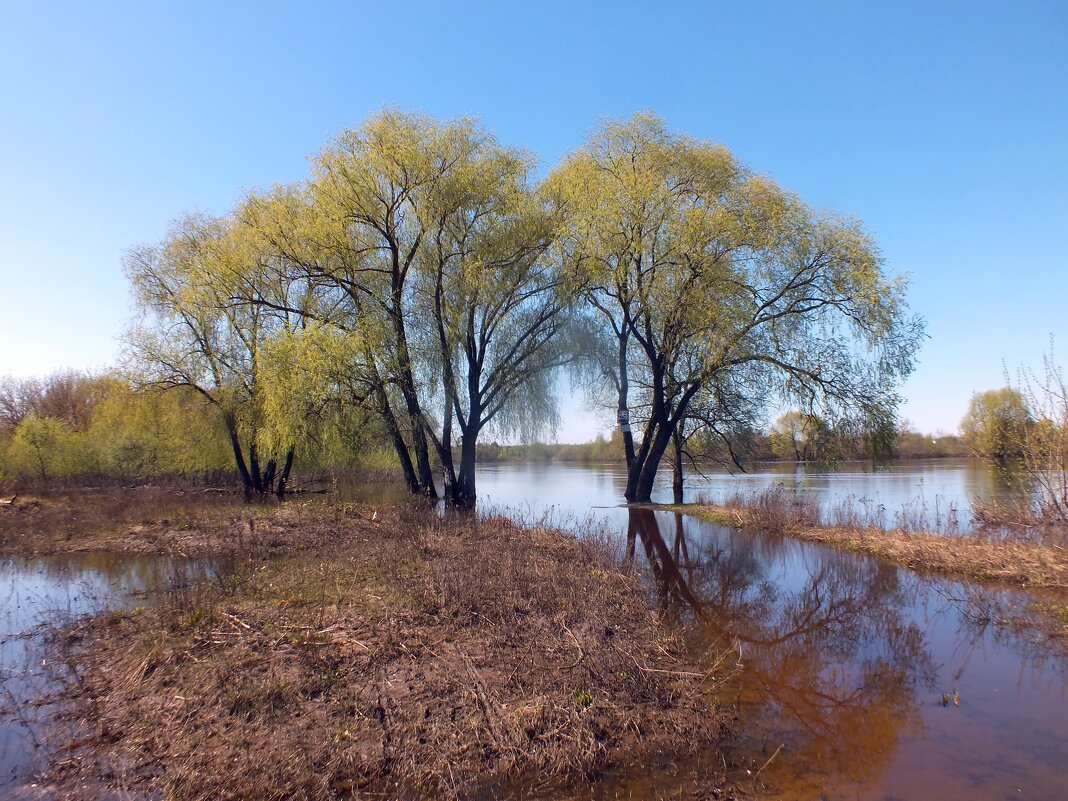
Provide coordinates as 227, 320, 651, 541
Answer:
469, 463, 1068, 801
621, 508, 1067, 800
3, 461, 1066, 800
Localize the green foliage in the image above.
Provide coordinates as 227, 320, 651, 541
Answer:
769, 412, 824, 461
6, 415, 81, 479
85, 384, 231, 475
546, 113, 924, 500
960, 388, 1032, 460
5, 110, 927, 503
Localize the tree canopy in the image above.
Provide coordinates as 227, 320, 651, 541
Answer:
548, 114, 924, 501
77, 109, 925, 505
960, 387, 1032, 461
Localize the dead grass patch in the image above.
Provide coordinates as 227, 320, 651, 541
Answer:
47, 504, 731, 800
0, 488, 369, 557
687, 494, 1068, 591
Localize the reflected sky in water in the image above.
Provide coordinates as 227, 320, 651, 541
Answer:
471, 458, 1015, 532
0, 554, 215, 791
603, 508, 1068, 800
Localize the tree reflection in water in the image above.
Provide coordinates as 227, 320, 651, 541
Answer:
625, 507, 938, 797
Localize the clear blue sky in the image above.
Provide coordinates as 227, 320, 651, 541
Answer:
1, 0, 1065, 440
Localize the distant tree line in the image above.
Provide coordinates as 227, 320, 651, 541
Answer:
0, 370, 388, 486
0, 377, 968, 489
474, 415, 966, 466
2, 111, 925, 505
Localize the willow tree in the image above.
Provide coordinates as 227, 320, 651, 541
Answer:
549, 114, 923, 502
410, 131, 572, 506
125, 214, 301, 495
244, 110, 572, 506
960, 387, 1032, 461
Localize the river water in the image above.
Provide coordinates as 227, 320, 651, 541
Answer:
472, 457, 1017, 532
0, 554, 215, 794
2, 460, 1066, 800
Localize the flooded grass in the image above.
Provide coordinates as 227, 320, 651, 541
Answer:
43, 503, 734, 800
679, 488, 1068, 592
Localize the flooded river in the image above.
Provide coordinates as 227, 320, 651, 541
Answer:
471, 457, 1017, 532
0, 554, 216, 793
2, 460, 1066, 800
615, 508, 1068, 800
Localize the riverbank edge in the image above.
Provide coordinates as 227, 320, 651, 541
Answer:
43, 503, 742, 801
652, 501, 1068, 644
662, 502, 1068, 591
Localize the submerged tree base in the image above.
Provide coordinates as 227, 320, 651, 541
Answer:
46, 504, 736, 801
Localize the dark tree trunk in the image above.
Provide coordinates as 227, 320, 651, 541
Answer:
671, 428, 684, 504
261, 459, 277, 493
373, 384, 420, 495
388, 426, 420, 495
632, 421, 675, 502
452, 433, 478, 509
227, 422, 254, 495
617, 332, 636, 469
248, 444, 263, 494
410, 418, 438, 498
275, 447, 295, 498
389, 272, 437, 499
625, 383, 700, 503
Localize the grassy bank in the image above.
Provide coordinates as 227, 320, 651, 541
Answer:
47, 503, 734, 800
683, 496, 1068, 591
0, 472, 396, 556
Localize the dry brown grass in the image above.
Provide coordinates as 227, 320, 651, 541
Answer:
688, 490, 1068, 591
48, 504, 731, 801
0, 488, 370, 557
0, 487, 250, 555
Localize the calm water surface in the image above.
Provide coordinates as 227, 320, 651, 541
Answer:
3, 460, 1065, 800
471, 463, 1068, 801
608, 509, 1068, 800
474, 457, 1014, 531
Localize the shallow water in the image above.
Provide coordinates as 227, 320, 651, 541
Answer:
471, 464, 1068, 801
0, 554, 215, 792
623, 509, 1068, 800
469, 457, 1015, 532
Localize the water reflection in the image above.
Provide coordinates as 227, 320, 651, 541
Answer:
467, 458, 1022, 533
622, 510, 1068, 800
0, 553, 215, 792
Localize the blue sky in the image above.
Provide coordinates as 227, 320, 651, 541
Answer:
1, 1, 1065, 440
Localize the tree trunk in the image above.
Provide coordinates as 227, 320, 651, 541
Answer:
261, 459, 277, 494
617, 332, 636, 468
626, 383, 699, 503
275, 447, 295, 498
248, 444, 263, 494
452, 433, 478, 509
632, 421, 675, 503
227, 422, 254, 495
389, 276, 437, 499
373, 384, 420, 495
671, 428, 684, 504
